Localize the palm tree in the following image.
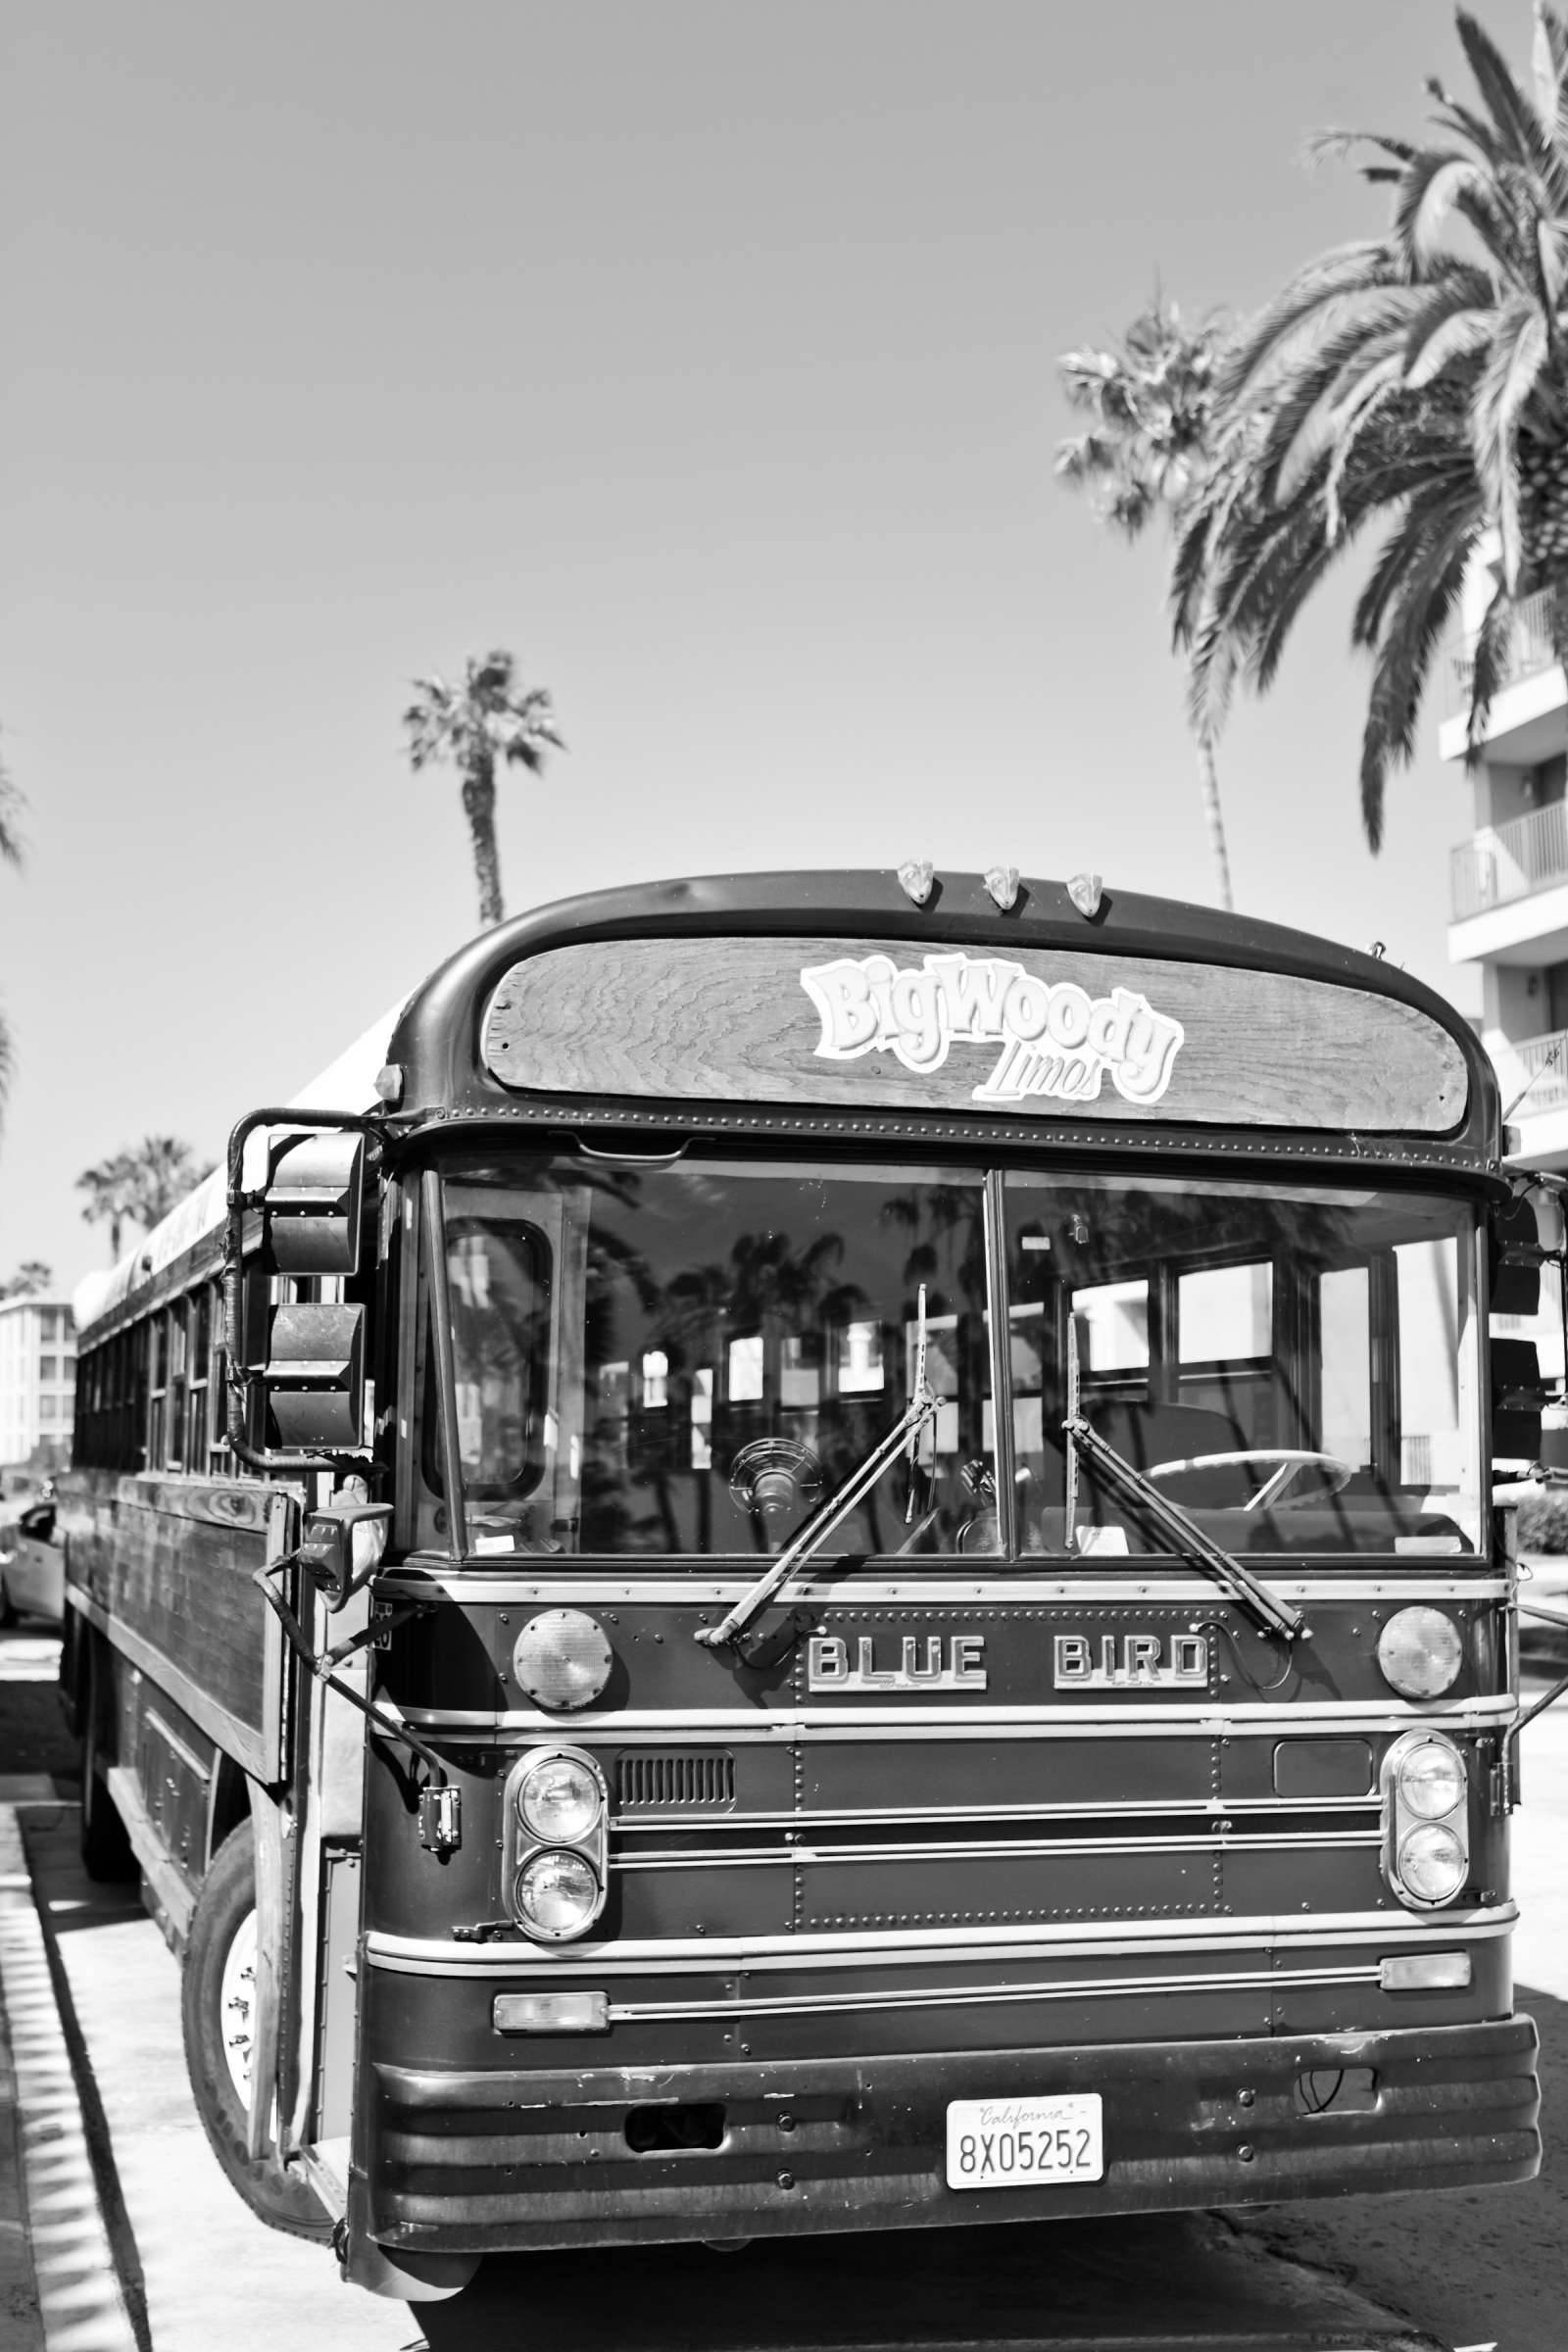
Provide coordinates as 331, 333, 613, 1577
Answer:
125, 1136, 214, 1227
1174, 6, 1568, 851
77, 1153, 139, 1263
77, 1137, 214, 1262
403, 650, 564, 929
0, 1262, 52, 1299
1056, 293, 1237, 907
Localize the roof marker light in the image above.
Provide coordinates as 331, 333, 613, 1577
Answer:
898, 859, 935, 907
1067, 871, 1103, 918
984, 864, 1021, 911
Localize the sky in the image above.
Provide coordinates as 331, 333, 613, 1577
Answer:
0, 0, 1522, 1295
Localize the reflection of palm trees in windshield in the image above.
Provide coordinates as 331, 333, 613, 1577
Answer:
656, 1229, 871, 1552
881, 1185, 989, 1318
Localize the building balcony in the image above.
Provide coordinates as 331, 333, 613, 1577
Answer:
1448, 802, 1568, 965
1439, 588, 1567, 764
1452, 802, 1568, 918
1489, 1026, 1568, 1170
1448, 589, 1557, 711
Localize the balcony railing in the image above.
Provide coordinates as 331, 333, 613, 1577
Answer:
1449, 586, 1560, 714
1494, 1027, 1568, 1119
1450, 799, 1568, 920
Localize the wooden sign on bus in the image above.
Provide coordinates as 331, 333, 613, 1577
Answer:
481, 936, 1469, 1133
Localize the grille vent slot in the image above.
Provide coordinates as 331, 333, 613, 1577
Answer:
616, 1751, 735, 1811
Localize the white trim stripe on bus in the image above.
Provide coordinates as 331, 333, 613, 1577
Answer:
392, 1696, 1515, 1738
366, 1904, 1515, 1979
612, 1828, 1385, 1872
378, 1573, 1506, 1606
612, 1795, 1380, 1830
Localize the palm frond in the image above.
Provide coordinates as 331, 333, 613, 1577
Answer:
1393, 148, 1494, 264
1534, 3, 1568, 143
1471, 298, 1551, 583
1350, 480, 1478, 648
1216, 243, 1396, 400
0, 743, 24, 870
1466, 575, 1520, 755
1357, 531, 1474, 848
1455, 10, 1558, 177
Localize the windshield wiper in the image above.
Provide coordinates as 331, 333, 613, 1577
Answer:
1063, 1414, 1305, 1644
698, 1290, 940, 1656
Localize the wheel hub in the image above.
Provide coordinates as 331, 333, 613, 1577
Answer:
219, 1907, 258, 2110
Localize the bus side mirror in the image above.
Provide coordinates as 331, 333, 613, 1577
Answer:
300, 1501, 392, 1609
1492, 1336, 1549, 1466
265, 1132, 366, 1276
1489, 1194, 1551, 1319
264, 1302, 366, 1451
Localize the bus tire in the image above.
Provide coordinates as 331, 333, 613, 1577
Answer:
78, 1645, 136, 1883
181, 1823, 332, 2241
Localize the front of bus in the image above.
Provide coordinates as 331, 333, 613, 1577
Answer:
350, 869, 1540, 2287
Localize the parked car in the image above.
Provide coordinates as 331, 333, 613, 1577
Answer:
0, 1490, 63, 1625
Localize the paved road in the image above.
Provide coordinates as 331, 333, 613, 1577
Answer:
5, 1622, 1567, 2349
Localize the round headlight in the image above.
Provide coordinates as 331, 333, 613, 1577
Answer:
1396, 1739, 1466, 1821
513, 1610, 612, 1711
517, 1752, 602, 1843
1376, 1607, 1463, 1700
1396, 1821, 1467, 1905
514, 1848, 601, 1939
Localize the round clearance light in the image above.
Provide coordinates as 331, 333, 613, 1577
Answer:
517, 1752, 603, 1843
1376, 1607, 1463, 1700
514, 1848, 601, 1940
1396, 1739, 1467, 1821
513, 1611, 612, 1711
1396, 1821, 1468, 1906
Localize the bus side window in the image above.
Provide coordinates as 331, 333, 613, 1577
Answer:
1070, 1280, 1151, 1380
1177, 1260, 1273, 1446
147, 1311, 168, 1472
439, 1219, 553, 1500
1318, 1264, 1372, 1475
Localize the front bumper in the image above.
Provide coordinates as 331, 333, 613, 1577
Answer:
360, 2013, 1540, 2255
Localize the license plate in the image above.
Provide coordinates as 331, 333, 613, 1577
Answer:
945, 2092, 1103, 2189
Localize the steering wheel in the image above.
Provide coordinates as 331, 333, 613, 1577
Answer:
1147, 1447, 1354, 1513
727, 1438, 824, 1520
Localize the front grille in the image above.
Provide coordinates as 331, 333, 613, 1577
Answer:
616, 1750, 735, 1811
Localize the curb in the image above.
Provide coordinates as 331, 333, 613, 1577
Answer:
0, 1806, 138, 2352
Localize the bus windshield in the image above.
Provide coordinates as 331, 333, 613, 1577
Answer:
1006, 1173, 1482, 1559
425, 1155, 1483, 1561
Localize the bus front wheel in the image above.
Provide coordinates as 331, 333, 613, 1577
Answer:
181, 1823, 332, 2241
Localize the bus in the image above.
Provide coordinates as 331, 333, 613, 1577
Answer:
61, 865, 1551, 2299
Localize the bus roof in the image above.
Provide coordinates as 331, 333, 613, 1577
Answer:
383, 867, 1496, 1158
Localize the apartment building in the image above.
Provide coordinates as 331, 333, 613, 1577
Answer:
0, 1296, 76, 1471
1444, 563, 1568, 1386
1445, 563, 1568, 1156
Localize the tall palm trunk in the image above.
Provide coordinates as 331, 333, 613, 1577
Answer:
1194, 729, 1234, 910
462, 753, 504, 928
